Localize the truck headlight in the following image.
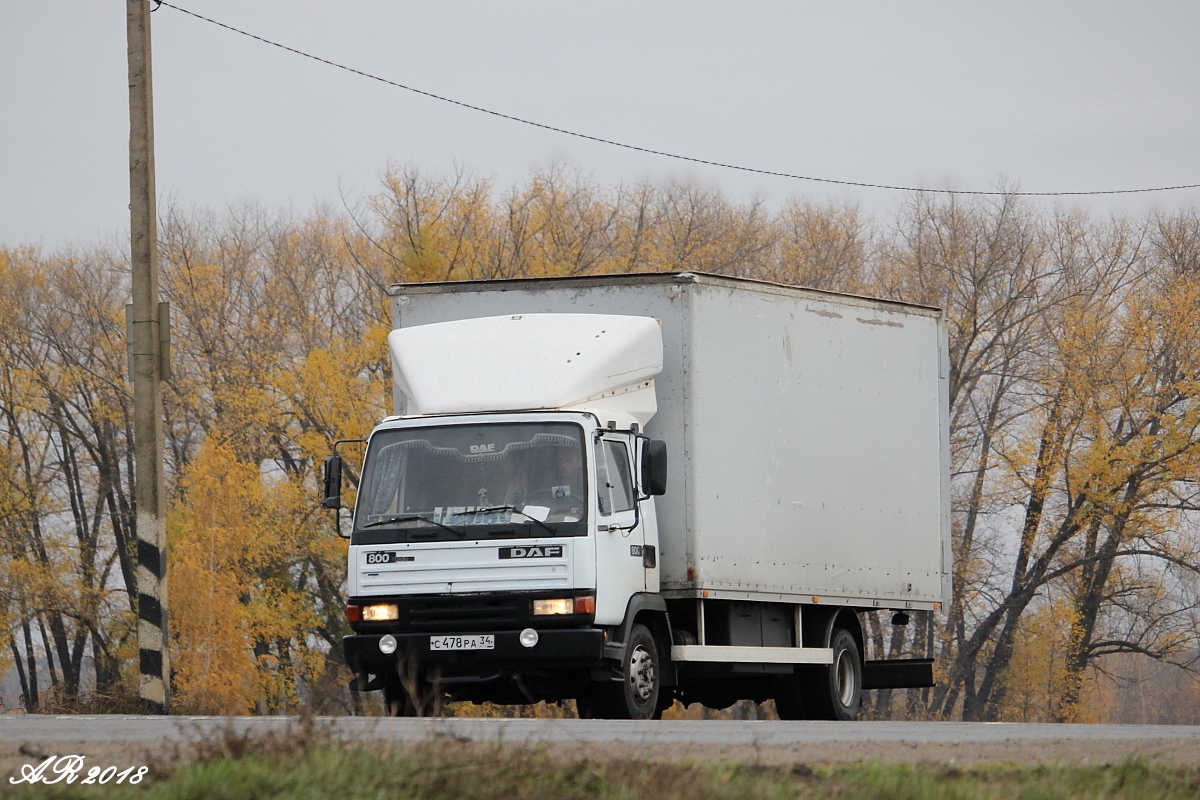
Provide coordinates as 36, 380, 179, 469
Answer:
533, 598, 574, 615
363, 603, 399, 622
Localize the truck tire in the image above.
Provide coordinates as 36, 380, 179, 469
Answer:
595, 623, 663, 720
804, 627, 862, 721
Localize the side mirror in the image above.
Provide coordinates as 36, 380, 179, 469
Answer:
640, 438, 668, 497
321, 455, 343, 510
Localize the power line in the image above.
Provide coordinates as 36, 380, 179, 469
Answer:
157, 1, 1200, 198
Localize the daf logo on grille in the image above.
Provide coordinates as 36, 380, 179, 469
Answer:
499, 545, 563, 559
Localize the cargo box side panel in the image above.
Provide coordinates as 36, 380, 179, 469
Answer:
686, 283, 945, 603
392, 280, 693, 586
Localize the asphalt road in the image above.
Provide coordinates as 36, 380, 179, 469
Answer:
3, 716, 1199, 766
2, 715, 1199, 744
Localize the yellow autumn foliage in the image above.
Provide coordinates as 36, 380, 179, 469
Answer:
169, 442, 326, 714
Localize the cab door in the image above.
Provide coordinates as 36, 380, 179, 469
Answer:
592, 433, 644, 625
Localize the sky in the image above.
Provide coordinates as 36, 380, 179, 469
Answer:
3, 1, 1200, 248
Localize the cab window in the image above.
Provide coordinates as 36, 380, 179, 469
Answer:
595, 439, 635, 516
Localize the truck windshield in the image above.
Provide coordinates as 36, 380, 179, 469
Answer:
353, 422, 588, 543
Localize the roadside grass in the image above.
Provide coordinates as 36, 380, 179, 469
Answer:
8, 720, 1200, 799
10, 749, 1200, 799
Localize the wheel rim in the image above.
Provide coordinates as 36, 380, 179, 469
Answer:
628, 645, 656, 702
835, 650, 856, 708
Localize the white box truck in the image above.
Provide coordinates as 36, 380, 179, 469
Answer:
327, 272, 950, 719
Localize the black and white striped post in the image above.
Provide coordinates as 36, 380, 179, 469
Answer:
127, 0, 171, 714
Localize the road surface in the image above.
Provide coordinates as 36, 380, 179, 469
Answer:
2, 716, 1198, 768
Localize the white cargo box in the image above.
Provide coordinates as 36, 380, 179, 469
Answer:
391, 273, 951, 610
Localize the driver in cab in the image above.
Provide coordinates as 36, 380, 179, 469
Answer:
519, 446, 585, 523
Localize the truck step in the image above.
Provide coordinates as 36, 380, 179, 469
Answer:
671, 645, 833, 664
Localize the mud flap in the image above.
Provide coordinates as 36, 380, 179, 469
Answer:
861, 658, 934, 690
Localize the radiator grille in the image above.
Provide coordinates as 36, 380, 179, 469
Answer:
401, 596, 523, 632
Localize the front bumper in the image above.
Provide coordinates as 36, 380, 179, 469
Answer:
344, 628, 605, 676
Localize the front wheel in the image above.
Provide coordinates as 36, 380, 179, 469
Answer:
804, 627, 862, 721
592, 623, 663, 720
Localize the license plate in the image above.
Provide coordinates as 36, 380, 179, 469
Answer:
429, 634, 494, 651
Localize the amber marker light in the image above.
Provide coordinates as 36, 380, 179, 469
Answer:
575, 595, 596, 615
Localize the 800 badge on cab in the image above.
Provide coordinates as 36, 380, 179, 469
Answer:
364, 551, 413, 565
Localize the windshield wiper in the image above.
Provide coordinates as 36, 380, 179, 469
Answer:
360, 514, 463, 536
470, 506, 558, 536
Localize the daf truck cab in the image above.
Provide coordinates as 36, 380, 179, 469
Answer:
332, 314, 673, 718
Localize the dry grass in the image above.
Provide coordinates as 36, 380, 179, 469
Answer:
8, 715, 1200, 800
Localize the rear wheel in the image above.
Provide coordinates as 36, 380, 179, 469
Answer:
804, 628, 862, 721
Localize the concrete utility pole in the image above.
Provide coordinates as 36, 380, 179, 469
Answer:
127, 0, 171, 714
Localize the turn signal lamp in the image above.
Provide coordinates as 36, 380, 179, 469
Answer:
362, 603, 400, 622
575, 595, 596, 615
345, 605, 361, 623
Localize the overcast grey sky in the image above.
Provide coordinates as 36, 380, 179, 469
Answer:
3, 1, 1199, 248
